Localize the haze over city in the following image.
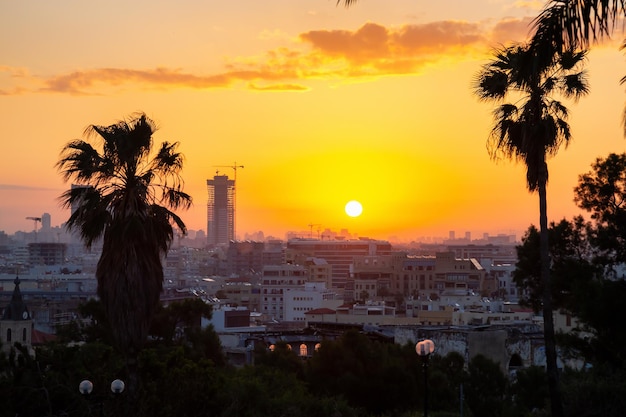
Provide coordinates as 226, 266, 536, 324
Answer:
2, 1, 625, 242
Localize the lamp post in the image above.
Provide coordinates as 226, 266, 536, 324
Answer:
79, 379, 125, 416
415, 339, 435, 417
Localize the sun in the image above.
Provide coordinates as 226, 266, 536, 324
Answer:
345, 200, 363, 217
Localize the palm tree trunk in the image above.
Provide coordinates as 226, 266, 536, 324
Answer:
538, 175, 564, 417
121, 354, 140, 416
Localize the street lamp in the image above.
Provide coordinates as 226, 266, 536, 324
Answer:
79, 379, 125, 416
415, 339, 435, 417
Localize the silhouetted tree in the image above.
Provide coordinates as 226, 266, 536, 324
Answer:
56, 113, 192, 404
514, 217, 598, 313
532, 1, 626, 52
574, 152, 626, 266
474, 42, 588, 417
465, 354, 508, 417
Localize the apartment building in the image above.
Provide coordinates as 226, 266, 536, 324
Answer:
349, 251, 496, 300
283, 282, 342, 322
434, 251, 495, 296
286, 238, 392, 289
260, 264, 310, 321
303, 257, 333, 289
224, 240, 285, 276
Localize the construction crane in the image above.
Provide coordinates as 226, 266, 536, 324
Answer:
213, 163, 244, 183
213, 163, 244, 239
26, 216, 42, 242
307, 223, 321, 239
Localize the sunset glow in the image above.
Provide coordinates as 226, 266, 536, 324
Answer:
345, 201, 363, 218
1, 1, 625, 242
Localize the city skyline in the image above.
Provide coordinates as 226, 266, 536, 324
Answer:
2, 1, 625, 242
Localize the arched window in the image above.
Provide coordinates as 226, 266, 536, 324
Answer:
299, 343, 308, 357
508, 353, 523, 372
269, 344, 275, 352
6, 328, 11, 342
22, 327, 27, 341
315, 343, 321, 351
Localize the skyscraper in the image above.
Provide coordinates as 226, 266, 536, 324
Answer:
207, 174, 235, 245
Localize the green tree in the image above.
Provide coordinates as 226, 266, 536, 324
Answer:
56, 113, 192, 401
514, 217, 598, 313
465, 354, 508, 417
511, 366, 550, 414
305, 331, 417, 414
474, 43, 589, 417
574, 152, 626, 266
150, 298, 214, 343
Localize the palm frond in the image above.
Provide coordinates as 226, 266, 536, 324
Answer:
56, 140, 105, 183
162, 188, 193, 211
562, 71, 590, 100
474, 69, 509, 100
337, 0, 358, 7
532, 0, 626, 50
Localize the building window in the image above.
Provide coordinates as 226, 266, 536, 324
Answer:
22, 328, 27, 341
6, 329, 11, 342
300, 343, 308, 356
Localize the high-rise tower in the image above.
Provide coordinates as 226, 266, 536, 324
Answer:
207, 174, 235, 245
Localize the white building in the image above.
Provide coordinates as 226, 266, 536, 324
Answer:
260, 264, 309, 321
283, 282, 342, 322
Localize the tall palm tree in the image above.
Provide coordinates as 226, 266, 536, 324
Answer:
474, 44, 589, 417
57, 113, 192, 397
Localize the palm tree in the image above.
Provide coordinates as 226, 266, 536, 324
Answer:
474, 44, 588, 417
57, 113, 192, 398
533, 0, 626, 51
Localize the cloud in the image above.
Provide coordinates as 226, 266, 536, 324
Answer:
1, 17, 535, 95
0, 184, 59, 191
249, 83, 309, 91
490, 16, 536, 45
513, 0, 546, 12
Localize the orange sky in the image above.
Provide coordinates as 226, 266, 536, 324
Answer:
1, 1, 625, 242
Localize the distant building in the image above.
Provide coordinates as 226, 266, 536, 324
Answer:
207, 174, 235, 245
286, 238, 392, 289
304, 257, 332, 289
218, 281, 261, 312
433, 251, 494, 296
28, 242, 67, 266
447, 243, 517, 265
394, 255, 437, 297
283, 282, 342, 322
260, 264, 310, 321
225, 240, 284, 276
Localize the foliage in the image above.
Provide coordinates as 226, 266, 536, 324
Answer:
514, 217, 599, 312
574, 152, 626, 266
305, 331, 418, 414
515, 154, 626, 369
17, 321, 626, 417
465, 354, 508, 417
56, 113, 192, 360
474, 37, 589, 417
560, 366, 626, 417
511, 366, 550, 414
137, 346, 226, 417
532, 0, 626, 51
